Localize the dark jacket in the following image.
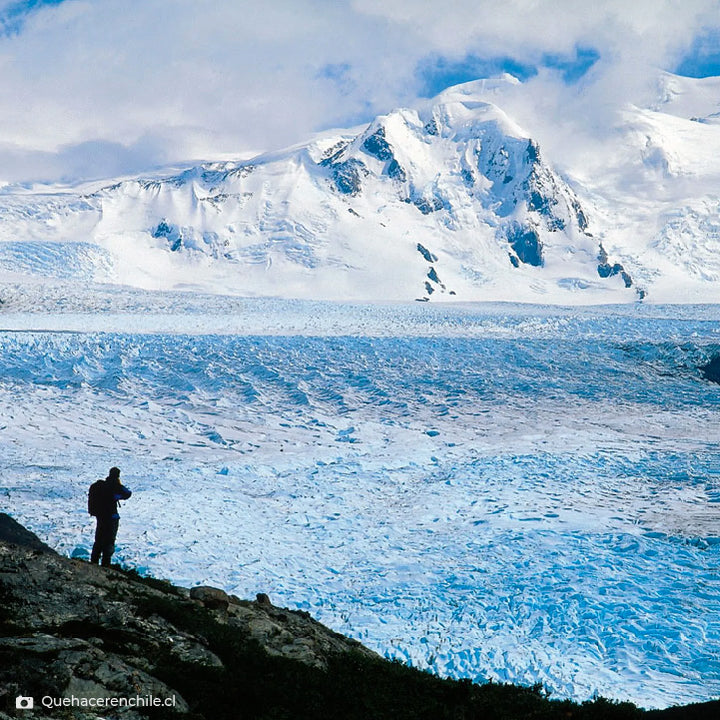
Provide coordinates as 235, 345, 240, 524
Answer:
96, 480, 132, 519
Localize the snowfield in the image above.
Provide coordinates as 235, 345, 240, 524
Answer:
2, 73, 720, 305
1, 289, 719, 710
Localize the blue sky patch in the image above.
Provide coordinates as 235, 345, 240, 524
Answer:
674, 31, 720, 78
319, 63, 352, 82
317, 62, 356, 98
417, 54, 536, 97
0, 0, 68, 36
542, 47, 600, 83
417, 46, 600, 97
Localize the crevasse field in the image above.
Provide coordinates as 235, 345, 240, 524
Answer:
1, 292, 719, 709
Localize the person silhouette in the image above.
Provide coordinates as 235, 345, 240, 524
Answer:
88, 467, 132, 566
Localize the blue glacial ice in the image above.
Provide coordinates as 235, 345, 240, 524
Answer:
1, 300, 719, 709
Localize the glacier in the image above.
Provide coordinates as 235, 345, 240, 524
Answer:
1, 295, 719, 710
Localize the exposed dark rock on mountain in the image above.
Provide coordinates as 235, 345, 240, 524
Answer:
153, 221, 183, 252
330, 158, 367, 196
700, 355, 720, 384
598, 243, 633, 288
507, 223, 543, 267
416, 243, 438, 263
362, 126, 394, 162
387, 157, 407, 182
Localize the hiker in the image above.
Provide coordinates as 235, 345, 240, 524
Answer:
88, 466, 132, 566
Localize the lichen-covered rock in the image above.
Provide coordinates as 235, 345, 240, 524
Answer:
226, 598, 377, 671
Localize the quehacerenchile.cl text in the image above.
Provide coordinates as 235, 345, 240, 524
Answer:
40, 695, 177, 709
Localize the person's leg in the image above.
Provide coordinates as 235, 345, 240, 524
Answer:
100, 517, 119, 567
90, 519, 106, 564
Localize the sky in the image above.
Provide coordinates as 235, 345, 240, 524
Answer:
0, 0, 719, 185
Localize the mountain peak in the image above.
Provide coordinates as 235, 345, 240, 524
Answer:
2, 75, 720, 302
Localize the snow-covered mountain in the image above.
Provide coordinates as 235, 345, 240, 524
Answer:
1, 73, 720, 303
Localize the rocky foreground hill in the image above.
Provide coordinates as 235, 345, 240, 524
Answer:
0, 513, 717, 720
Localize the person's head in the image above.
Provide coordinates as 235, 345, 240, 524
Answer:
108, 467, 121, 483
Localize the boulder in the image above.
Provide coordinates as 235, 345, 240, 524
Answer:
189, 585, 229, 611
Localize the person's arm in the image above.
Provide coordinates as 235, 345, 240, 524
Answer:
114, 485, 132, 501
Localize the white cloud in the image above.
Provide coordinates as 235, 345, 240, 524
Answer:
0, 0, 719, 184
354, 0, 718, 66
0, 1, 426, 183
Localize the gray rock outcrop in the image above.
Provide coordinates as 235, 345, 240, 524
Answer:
0, 516, 377, 719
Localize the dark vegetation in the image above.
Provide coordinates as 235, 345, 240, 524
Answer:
127, 592, 720, 720
130, 593, 644, 720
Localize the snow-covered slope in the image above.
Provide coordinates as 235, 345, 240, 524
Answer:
1, 73, 720, 302
557, 73, 720, 302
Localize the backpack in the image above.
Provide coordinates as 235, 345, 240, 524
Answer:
87, 480, 107, 517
